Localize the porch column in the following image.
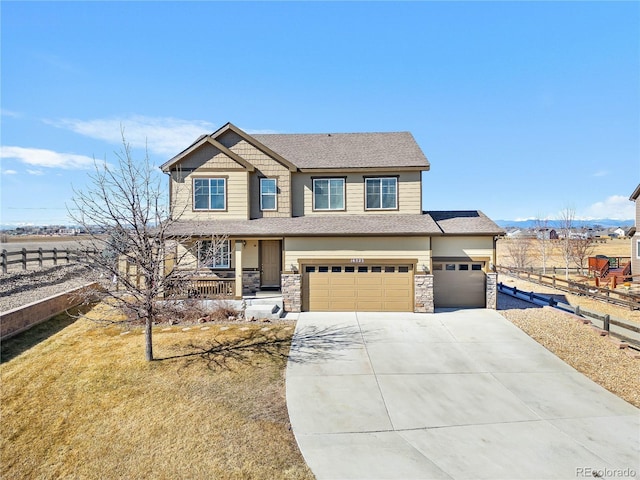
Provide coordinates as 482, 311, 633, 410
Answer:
235, 240, 243, 299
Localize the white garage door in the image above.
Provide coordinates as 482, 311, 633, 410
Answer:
303, 264, 414, 312
433, 262, 486, 308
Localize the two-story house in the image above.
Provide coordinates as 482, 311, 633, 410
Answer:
161, 122, 504, 313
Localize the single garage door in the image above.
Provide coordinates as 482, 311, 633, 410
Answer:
304, 264, 414, 312
433, 261, 486, 308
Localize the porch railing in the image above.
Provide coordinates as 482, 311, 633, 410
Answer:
165, 276, 235, 299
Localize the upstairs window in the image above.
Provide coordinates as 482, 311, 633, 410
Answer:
260, 178, 277, 211
313, 178, 345, 210
365, 177, 397, 210
198, 239, 230, 268
193, 178, 226, 210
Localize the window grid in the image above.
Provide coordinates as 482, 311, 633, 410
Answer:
194, 178, 226, 210
313, 178, 345, 210
260, 178, 277, 211
366, 177, 397, 210
198, 240, 230, 269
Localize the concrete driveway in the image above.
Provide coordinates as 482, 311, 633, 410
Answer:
286, 310, 640, 480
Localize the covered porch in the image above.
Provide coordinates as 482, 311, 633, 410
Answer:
167, 237, 283, 300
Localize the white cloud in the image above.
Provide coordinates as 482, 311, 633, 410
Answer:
0, 146, 96, 169
47, 115, 217, 156
2, 169, 18, 175
579, 195, 634, 220
591, 170, 608, 177
27, 169, 45, 175
1, 109, 23, 118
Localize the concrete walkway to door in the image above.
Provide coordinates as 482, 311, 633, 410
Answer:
286, 310, 640, 480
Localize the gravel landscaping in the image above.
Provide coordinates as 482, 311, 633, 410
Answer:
0, 264, 95, 312
498, 293, 640, 408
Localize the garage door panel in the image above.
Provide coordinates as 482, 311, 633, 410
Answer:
356, 277, 384, 287
305, 265, 414, 312
309, 276, 330, 287
383, 277, 411, 287
332, 300, 358, 310
433, 264, 485, 308
330, 276, 357, 286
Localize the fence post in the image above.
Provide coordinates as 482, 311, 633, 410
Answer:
65, 248, 70, 264
53, 247, 58, 266
603, 314, 610, 332
575, 305, 581, 316
1, 249, 6, 274
21, 248, 27, 270
38, 247, 43, 268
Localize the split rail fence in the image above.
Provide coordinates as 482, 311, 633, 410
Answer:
496, 265, 640, 311
1, 247, 98, 274
497, 281, 640, 348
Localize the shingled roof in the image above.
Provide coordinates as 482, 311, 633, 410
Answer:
165, 211, 504, 237
426, 211, 505, 235
163, 123, 430, 171
252, 132, 430, 170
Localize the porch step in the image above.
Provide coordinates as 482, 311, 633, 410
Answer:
244, 302, 284, 321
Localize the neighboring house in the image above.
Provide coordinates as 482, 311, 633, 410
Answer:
630, 184, 640, 276
161, 122, 504, 313
535, 228, 558, 240
611, 227, 626, 238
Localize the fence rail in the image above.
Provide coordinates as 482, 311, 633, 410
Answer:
496, 265, 640, 311
498, 282, 640, 348
1, 247, 98, 274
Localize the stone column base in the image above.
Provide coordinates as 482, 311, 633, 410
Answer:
486, 272, 497, 309
242, 270, 260, 295
281, 273, 301, 312
414, 274, 434, 313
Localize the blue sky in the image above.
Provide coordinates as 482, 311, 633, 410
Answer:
1, 1, 638, 226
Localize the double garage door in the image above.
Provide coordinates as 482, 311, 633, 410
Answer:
304, 263, 414, 312
433, 261, 486, 308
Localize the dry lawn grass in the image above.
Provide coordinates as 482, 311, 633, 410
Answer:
1, 303, 313, 480
1, 235, 88, 243
497, 237, 631, 267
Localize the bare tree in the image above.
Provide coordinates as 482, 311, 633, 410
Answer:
533, 216, 555, 275
571, 237, 595, 276
558, 206, 576, 280
69, 134, 194, 361
505, 236, 533, 269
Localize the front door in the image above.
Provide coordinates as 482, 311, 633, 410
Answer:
260, 240, 281, 288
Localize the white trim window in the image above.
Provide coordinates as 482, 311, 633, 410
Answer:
260, 178, 277, 211
366, 177, 397, 210
193, 178, 226, 210
313, 178, 345, 210
636, 239, 640, 259
198, 239, 231, 268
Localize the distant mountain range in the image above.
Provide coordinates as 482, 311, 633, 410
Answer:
1, 218, 635, 231
495, 219, 634, 229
